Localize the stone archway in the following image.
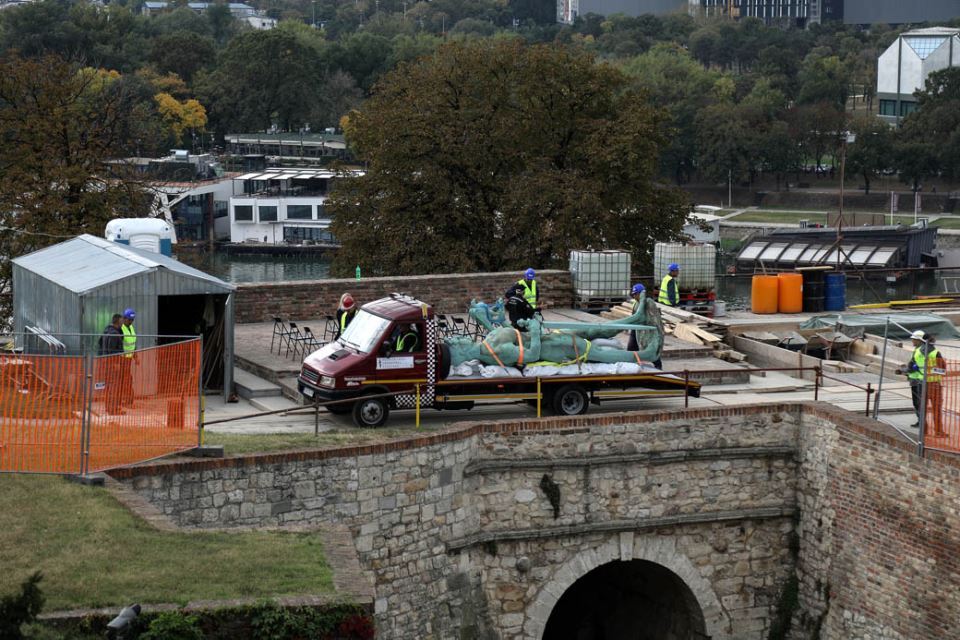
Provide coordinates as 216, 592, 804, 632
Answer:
542, 559, 707, 639
523, 533, 730, 639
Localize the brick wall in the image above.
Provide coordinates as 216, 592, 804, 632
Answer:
792, 407, 960, 639
233, 269, 574, 323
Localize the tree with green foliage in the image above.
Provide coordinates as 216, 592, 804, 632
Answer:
622, 43, 721, 183
695, 102, 754, 186
899, 67, 960, 181
0, 54, 151, 325
797, 52, 849, 109
328, 40, 689, 276
197, 29, 325, 133
845, 114, 893, 195
149, 32, 216, 82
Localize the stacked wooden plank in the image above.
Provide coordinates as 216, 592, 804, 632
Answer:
601, 301, 747, 362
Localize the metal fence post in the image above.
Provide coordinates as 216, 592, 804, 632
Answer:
865, 382, 873, 417
684, 370, 690, 408
79, 352, 95, 476
918, 341, 930, 458
197, 336, 204, 448
873, 317, 890, 419
814, 366, 821, 401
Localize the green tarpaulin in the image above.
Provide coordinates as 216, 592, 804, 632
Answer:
799, 313, 960, 340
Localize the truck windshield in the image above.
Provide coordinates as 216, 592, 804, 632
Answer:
339, 310, 392, 354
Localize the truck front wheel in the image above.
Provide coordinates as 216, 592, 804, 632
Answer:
353, 396, 389, 427
552, 384, 589, 416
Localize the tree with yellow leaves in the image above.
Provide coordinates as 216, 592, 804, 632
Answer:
154, 93, 208, 144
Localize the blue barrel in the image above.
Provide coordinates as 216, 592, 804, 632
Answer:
824, 273, 847, 311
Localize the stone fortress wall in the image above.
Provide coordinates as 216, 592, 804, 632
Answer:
110, 403, 960, 639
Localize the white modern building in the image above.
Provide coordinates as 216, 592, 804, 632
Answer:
228, 168, 362, 245
877, 27, 960, 126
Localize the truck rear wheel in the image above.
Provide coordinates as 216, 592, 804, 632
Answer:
353, 396, 389, 427
552, 384, 589, 416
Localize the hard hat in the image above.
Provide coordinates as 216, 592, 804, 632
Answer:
910, 330, 926, 340
631, 283, 645, 295
123, 308, 136, 320
668, 263, 680, 272
524, 268, 536, 280
341, 293, 355, 310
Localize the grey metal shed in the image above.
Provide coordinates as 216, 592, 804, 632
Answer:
12, 234, 236, 396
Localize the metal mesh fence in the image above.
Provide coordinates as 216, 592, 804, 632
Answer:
0, 336, 201, 474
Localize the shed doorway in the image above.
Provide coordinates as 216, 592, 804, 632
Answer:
542, 559, 709, 639
157, 294, 229, 391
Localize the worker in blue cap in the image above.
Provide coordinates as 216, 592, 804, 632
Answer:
658, 263, 680, 307
504, 268, 540, 330
517, 268, 539, 308
119, 308, 137, 408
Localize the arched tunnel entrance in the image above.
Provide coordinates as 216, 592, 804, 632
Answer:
542, 559, 709, 640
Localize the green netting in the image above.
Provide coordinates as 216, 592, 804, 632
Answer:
798, 313, 960, 340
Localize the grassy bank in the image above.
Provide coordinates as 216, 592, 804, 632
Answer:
0, 475, 334, 611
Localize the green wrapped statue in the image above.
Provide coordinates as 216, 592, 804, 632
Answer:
451, 291, 664, 368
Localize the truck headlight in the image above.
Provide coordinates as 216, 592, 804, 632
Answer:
320, 376, 335, 388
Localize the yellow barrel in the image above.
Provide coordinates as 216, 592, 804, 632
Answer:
751, 275, 779, 314
777, 273, 803, 314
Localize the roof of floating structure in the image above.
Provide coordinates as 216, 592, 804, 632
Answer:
736, 225, 937, 270
12, 234, 234, 295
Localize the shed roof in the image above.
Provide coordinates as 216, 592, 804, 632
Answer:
12, 234, 235, 295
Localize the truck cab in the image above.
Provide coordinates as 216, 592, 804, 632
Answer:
298, 294, 447, 427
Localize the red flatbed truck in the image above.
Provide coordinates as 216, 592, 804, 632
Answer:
298, 294, 699, 427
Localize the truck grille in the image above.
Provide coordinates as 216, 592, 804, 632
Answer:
300, 366, 320, 384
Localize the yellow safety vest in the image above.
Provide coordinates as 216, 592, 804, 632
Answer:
658, 275, 675, 306
518, 279, 537, 307
340, 311, 351, 334
913, 347, 943, 383
121, 324, 136, 358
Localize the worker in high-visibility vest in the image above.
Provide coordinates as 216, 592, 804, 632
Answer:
517, 268, 539, 308
897, 330, 947, 433
119, 308, 137, 408
658, 263, 680, 307
336, 293, 357, 339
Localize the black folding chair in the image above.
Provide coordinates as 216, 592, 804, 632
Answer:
323, 315, 338, 341
284, 322, 304, 358
436, 314, 453, 338
452, 316, 471, 337
290, 326, 322, 358
273, 317, 302, 355
270, 317, 286, 354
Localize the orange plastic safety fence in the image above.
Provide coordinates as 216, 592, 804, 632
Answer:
0, 340, 201, 474
923, 358, 960, 453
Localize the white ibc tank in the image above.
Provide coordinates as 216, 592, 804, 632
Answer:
654, 243, 716, 291
105, 218, 177, 256
569, 250, 631, 298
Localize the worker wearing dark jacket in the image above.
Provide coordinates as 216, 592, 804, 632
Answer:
99, 314, 123, 355
658, 263, 680, 307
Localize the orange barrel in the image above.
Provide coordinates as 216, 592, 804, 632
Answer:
751, 275, 779, 314
777, 273, 803, 314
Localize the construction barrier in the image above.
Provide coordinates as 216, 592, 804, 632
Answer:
923, 357, 960, 454
0, 338, 201, 474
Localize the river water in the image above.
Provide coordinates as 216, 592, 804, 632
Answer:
179, 251, 333, 283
